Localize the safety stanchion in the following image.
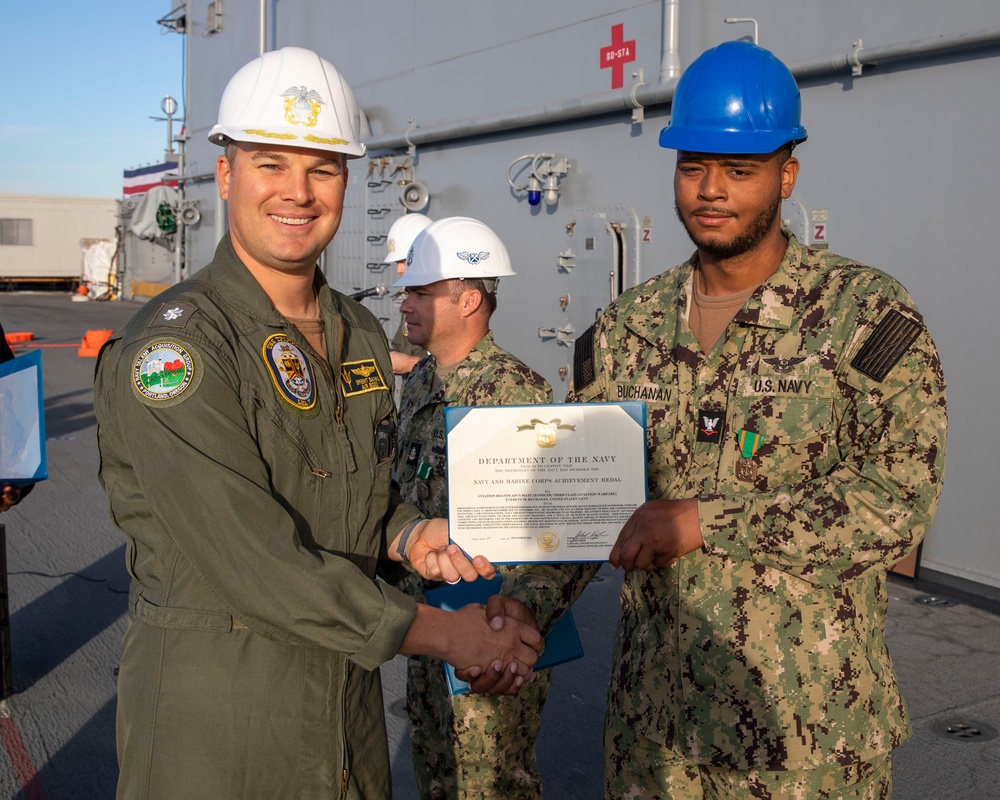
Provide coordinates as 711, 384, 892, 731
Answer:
78, 330, 115, 357
3, 332, 33, 346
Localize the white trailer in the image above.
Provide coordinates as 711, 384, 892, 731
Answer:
0, 194, 117, 289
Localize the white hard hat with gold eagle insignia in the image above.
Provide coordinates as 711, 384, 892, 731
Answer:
208, 46, 367, 159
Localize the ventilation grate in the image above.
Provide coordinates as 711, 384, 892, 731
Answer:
929, 719, 998, 742
914, 594, 954, 607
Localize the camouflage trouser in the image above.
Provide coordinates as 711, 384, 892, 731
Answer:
604, 714, 893, 800
406, 653, 553, 800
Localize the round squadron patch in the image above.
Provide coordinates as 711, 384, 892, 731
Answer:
262, 333, 316, 409
132, 341, 198, 405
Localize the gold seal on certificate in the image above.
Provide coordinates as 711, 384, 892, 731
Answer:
537, 530, 559, 552
537, 427, 556, 447
443, 402, 647, 563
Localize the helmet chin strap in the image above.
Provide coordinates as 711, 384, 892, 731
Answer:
461, 277, 498, 294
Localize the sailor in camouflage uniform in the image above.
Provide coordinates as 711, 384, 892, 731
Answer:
489, 42, 947, 798
394, 217, 555, 800
383, 213, 433, 376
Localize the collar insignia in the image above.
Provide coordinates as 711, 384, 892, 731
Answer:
696, 409, 725, 443
149, 301, 198, 329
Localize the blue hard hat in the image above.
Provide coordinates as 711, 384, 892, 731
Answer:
659, 41, 807, 154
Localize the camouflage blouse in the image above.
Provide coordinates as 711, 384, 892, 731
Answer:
395, 331, 552, 600
511, 233, 948, 771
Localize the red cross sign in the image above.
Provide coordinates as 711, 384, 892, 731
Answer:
600, 23, 636, 90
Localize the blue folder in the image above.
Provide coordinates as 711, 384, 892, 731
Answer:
0, 349, 47, 486
424, 573, 584, 696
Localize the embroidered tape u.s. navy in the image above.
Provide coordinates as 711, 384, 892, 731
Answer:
262, 333, 316, 409
132, 341, 200, 406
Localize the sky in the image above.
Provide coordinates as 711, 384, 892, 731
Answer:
0, 2, 185, 199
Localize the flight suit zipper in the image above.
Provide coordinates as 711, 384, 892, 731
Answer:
340, 658, 349, 798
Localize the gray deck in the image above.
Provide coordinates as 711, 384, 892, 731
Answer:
0, 292, 996, 799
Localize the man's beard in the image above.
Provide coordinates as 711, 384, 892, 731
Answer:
675, 197, 781, 259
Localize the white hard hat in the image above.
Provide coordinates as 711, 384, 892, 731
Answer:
208, 47, 367, 159
394, 217, 516, 288
383, 214, 433, 263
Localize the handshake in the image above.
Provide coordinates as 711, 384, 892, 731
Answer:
389, 497, 706, 693
390, 518, 543, 695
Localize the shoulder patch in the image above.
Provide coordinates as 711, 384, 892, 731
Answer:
262, 333, 317, 409
573, 323, 597, 391
340, 358, 388, 396
132, 341, 200, 406
851, 309, 922, 382
148, 301, 199, 329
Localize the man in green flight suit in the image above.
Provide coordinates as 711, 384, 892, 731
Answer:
94, 47, 541, 800
473, 40, 948, 798
393, 217, 554, 799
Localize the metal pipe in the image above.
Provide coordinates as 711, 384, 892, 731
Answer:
789, 26, 1000, 80
365, 84, 672, 153
270, 0, 281, 51
367, 0, 682, 156
661, 0, 682, 81
174, 136, 185, 285
180, 171, 216, 184
365, 23, 1000, 155
260, 0, 266, 55
180, 0, 194, 280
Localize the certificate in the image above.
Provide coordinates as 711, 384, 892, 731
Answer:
0, 349, 47, 486
444, 402, 647, 562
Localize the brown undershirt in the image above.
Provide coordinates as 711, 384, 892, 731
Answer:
431, 360, 458, 391
688, 271, 759, 353
286, 317, 327, 365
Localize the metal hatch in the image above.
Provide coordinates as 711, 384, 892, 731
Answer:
537, 206, 641, 385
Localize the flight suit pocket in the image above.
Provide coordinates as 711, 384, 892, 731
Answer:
242, 383, 322, 472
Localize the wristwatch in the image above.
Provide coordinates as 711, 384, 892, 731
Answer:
395, 517, 428, 562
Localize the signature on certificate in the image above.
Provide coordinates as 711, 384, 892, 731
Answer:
565, 529, 609, 546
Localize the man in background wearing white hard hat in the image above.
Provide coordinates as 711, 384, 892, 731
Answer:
94, 48, 542, 800
383, 212, 432, 375
393, 217, 555, 800
480, 41, 947, 798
